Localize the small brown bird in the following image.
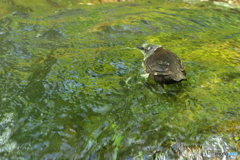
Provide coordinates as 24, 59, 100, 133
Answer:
138, 44, 186, 88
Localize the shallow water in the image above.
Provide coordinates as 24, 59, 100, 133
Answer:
0, 0, 240, 159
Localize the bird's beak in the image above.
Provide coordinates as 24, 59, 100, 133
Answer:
137, 47, 144, 50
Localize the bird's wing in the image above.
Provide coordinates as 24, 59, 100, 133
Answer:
168, 51, 185, 71
146, 60, 172, 75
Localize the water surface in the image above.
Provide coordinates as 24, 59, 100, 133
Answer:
0, 0, 240, 159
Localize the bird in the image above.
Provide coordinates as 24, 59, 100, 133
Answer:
137, 44, 186, 88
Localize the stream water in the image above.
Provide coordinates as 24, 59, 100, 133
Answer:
0, 0, 240, 159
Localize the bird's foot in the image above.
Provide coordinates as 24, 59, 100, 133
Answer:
140, 73, 150, 80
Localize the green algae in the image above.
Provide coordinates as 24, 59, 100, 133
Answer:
0, 0, 240, 159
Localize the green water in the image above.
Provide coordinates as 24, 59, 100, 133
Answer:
0, 0, 240, 159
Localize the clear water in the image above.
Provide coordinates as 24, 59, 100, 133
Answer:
0, 0, 240, 159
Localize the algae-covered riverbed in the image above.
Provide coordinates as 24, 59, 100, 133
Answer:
0, 0, 240, 159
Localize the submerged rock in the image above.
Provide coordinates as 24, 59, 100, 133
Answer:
138, 44, 186, 88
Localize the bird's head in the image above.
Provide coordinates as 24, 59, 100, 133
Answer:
137, 43, 161, 60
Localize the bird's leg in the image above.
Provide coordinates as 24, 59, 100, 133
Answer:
160, 83, 164, 89
156, 83, 166, 93
140, 73, 149, 80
